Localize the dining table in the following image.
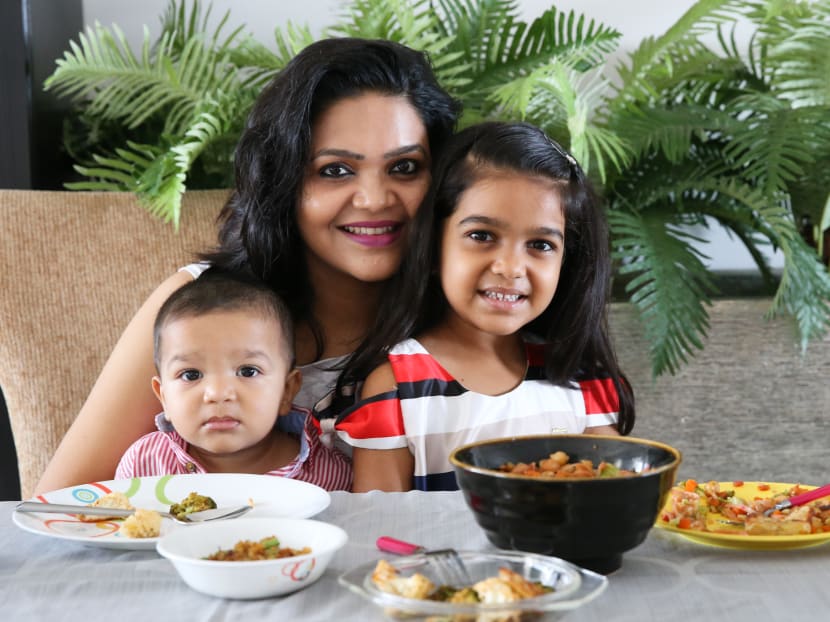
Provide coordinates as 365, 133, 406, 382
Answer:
3, 490, 829, 621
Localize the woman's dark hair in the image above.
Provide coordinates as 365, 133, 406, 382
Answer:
201, 37, 461, 358
340, 121, 634, 434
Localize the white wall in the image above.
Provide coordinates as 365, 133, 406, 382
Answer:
81, 0, 782, 272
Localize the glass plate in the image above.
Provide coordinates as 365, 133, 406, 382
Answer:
13, 473, 330, 550
655, 481, 830, 550
339, 550, 607, 620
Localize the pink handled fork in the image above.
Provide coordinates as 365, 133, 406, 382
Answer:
763, 483, 830, 516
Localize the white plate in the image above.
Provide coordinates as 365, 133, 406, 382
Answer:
13, 473, 331, 550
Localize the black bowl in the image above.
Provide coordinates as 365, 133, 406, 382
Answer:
450, 434, 681, 574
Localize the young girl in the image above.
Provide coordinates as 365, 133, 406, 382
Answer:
35, 38, 460, 494
335, 121, 635, 492
116, 270, 351, 490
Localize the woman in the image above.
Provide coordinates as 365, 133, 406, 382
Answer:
35, 37, 460, 493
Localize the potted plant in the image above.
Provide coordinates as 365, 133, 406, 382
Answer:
43, 0, 830, 376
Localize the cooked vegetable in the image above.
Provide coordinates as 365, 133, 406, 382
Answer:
499, 451, 636, 478
168, 492, 217, 520
204, 536, 311, 561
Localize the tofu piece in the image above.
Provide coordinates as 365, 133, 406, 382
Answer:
119, 509, 162, 538
76, 492, 134, 522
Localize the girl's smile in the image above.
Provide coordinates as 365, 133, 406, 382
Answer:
479, 287, 528, 309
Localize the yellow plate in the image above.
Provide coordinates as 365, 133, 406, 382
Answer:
654, 481, 830, 550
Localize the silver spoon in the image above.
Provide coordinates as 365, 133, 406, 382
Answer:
15, 501, 253, 524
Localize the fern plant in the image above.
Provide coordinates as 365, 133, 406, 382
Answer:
595, 0, 830, 374
44, 0, 830, 377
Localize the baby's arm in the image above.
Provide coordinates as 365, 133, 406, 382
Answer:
343, 363, 414, 492
35, 270, 193, 494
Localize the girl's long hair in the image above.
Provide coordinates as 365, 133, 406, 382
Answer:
339, 121, 634, 434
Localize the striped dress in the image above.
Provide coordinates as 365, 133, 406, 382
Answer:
335, 338, 619, 491
116, 410, 352, 491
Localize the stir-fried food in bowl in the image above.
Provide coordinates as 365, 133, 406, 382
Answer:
204, 535, 311, 561
499, 451, 637, 478
450, 434, 681, 573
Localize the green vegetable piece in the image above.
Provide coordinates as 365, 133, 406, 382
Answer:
261, 536, 280, 549
599, 464, 620, 477
169, 492, 218, 520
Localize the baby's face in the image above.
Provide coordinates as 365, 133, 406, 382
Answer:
153, 309, 298, 456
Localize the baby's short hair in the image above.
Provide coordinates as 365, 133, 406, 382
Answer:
153, 268, 294, 370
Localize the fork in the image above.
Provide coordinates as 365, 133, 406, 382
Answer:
16, 501, 253, 524
376, 536, 473, 587
762, 483, 830, 516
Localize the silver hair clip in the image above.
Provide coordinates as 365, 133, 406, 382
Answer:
543, 132, 578, 168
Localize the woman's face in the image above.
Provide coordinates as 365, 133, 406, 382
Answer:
299, 92, 431, 284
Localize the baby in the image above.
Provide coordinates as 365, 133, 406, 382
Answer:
116, 269, 351, 490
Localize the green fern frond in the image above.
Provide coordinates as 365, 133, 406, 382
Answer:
45, 22, 244, 136
767, 3, 830, 107
613, 0, 747, 106
610, 208, 715, 376
328, 0, 469, 89
610, 104, 737, 163
491, 62, 630, 180
723, 94, 815, 194
677, 175, 830, 346
433, 1, 619, 98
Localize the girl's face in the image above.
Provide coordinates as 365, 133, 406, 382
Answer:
299, 92, 431, 285
152, 309, 301, 457
438, 172, 566, 338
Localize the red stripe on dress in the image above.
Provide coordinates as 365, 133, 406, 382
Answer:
388, 352, 454, 383
580, 377, 619, 414
335, 396, 405, 440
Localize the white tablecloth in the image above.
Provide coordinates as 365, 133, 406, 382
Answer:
3, 491, 829, 621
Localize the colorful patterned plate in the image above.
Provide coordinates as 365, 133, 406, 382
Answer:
12, 473, 330, 550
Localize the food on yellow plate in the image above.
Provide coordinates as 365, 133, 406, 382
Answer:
499, 450, 636, 478
119, 508, 162, 538
371, 559, 551, 603
745, 506, 814, 536
76, 491, 134, 522
660, 479, 830, 535
204, 536, 310, 561
169, 492, 217, 521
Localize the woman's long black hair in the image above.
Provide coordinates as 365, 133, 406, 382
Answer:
201, 38, 461, 359
338, 121, 635, 434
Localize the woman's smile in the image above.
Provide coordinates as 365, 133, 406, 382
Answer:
299, 92, 431, 284
339, 220, 404, 247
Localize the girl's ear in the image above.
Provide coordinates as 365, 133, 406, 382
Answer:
278, 368, 303, 415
